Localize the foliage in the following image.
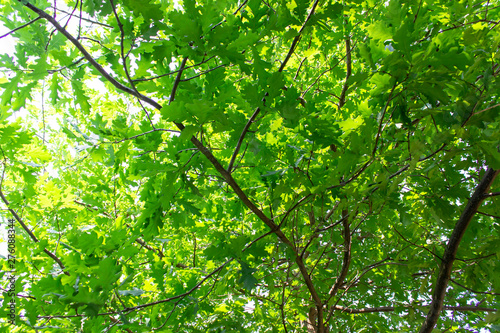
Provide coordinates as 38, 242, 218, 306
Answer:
1, 0, 500, 332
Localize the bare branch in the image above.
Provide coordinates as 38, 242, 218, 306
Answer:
105, 128, 180, 144
477, 210, 500, 218
135, 238, 164, 259
233, 0, 249, 15
55, 8, 113, 28
472, 103, 500, 116
393, 227, 442, 261
450, 278, 500, 296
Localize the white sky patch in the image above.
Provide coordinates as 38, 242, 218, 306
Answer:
173, 0, 183, 11
0, 22, 16, 56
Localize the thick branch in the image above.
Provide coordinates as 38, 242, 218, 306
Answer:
419, 167, 499, 333
22, 1, 164, 110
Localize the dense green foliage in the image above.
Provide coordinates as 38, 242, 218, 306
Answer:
1, 0, 500, 331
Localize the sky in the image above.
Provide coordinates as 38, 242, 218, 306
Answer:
0, 22, 16, 56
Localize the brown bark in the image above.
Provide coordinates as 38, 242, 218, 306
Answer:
419, 168, 499, 333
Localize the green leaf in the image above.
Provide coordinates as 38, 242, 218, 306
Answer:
179, 125, 198, 141
238, 262, 258, 291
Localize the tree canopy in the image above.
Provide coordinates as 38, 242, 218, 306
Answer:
1, 0, 500, 332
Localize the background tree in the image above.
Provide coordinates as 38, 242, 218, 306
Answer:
1, 0, 499, 332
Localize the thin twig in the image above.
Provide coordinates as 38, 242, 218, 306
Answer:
132, 56, 216, 82
0, 17, 42, 39
234, 0, 249, 15
180, 64, 227, 82
228, 0, 321, 173
109, 0, 155, 128
0, 188, 68, 274
38, 259, 233, 319
331, 304, 497, 314
56, 8, 113, 28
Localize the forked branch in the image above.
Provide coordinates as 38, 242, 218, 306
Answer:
21, 1, 325, 329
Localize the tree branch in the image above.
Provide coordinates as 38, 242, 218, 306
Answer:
21, 1, 164, 110
338, 38, 352, 109
109, 0, 155, 128
168, 57, 188, 105
0, 188, 68, 274
450, 278, 500, 296
227, 0, 321, 173
227, 106, 260, 172
0, 17, 42, 39
132, 56, 216, 82
372, 83, 397, 156
419, 167, 499, 333
180, 64, 227, 82
105, 128, 180, 144
135, 238, 164, 259
38, 258, 233, 319
325, 209, 351, 323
